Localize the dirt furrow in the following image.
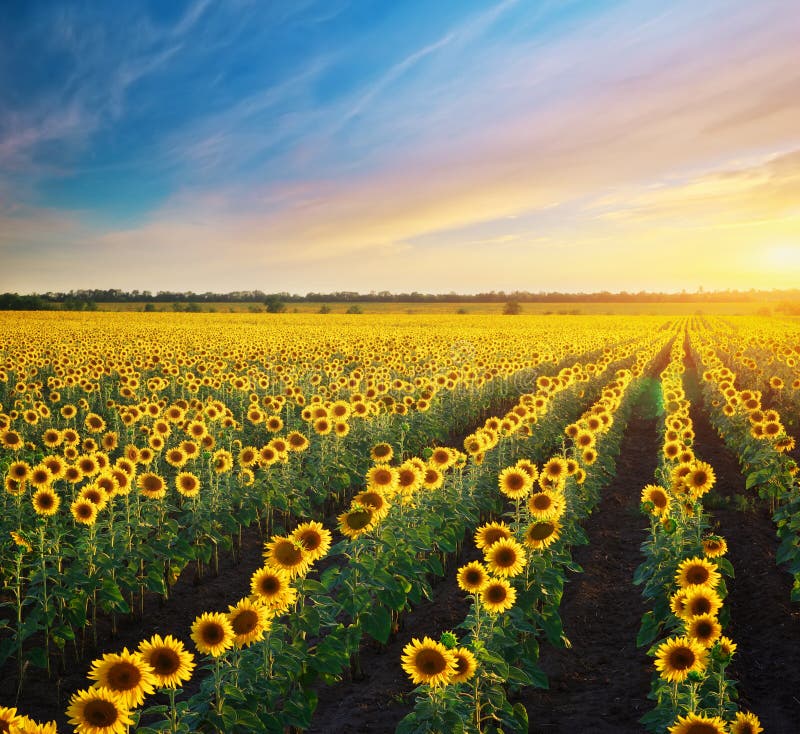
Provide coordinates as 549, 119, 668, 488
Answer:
519, 403, 659, 733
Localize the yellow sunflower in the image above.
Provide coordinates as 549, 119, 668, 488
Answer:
250, 566, 297, 612
675, 557, 721, 589
523, 519, 561, 550
32, 487, 60, 517
71, 498, 99, 526
457, 562, 489, 594
87, 648, 156, 709
227, 597, 271, 648
338, 505, 375, 539
654, 636, 708, 683
701, 535, 727, 559
474, 521, 512, 550
480, 578, 516, 614
400, 637, 457, 687
668, 713, 728, 734
484, 538, 527, 578
641, 485, 670, 516
175, 472, 201, 498
290, 521, 332, 563
67, 687, 132, 734
685, 613, 722, 648
137, 634, 195, 689
730, 711, 763, 734
190, 612, 235, 658
263, 535, 311, 578
450, 647, 478, 684
498, 466, 532, 500
678, 585, 723, 620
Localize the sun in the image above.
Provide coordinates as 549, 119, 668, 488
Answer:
765, 244, 800, 270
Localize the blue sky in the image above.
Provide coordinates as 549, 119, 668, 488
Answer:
1, 0, 799, 293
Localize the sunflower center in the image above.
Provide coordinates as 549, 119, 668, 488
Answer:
689, 598, 712, 615
38, 494, 54, 510
493, 548, 516, 567
528, 522, 555, 541
684, 724, 720, 734
415, 649, 448, 675
201, 623, 225, 644
533, 495, 552, 510
84, 699, 118, 726
77, 504, 93, 519
259, 576, 280, 595
486, 584, 508, 603
483, 529, 507, 546
667, 647, 695, 670
694, 620, 713, 639
232, 609, 259, 635
142, 476, 162, 492
686, 567, 710, 585
273, 541, 303, 566
107, 661, 141, 690
652, 492, 667, 508
151, 648, 181, 676
505, 473, 525, 490
297, 531, 322, 551
464, 570, 483, 586
346, 510, 372, 530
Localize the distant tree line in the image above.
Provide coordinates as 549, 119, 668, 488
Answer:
2, 288, 800, 311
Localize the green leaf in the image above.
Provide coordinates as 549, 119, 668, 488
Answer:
362, 605, 392, 644
636, 611, 661, 648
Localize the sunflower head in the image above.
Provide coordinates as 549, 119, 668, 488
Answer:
450, 647, 478, 684
263, 536, 311, 578
675, 557, 721, 589
474, 521, 512, 550
227, 598, 271, 648
137, 634, 195, 689
654, 635, 708, 683
87, 647, 157, 709
484, 538, 527, 578
730, 711, 763, 734
190, 612, 235, 658
667, 712, 728, 734
480, 578, 516, 614
498, 466, 532, 500
456, 562, 489, 594
67, 686, 132, 734
523, 519, 561, 550
400, 637, 457, 687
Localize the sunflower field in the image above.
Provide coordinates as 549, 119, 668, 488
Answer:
1, 311, 799, 733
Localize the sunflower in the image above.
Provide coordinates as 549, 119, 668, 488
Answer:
338, 505, 375, 539
400, 637, 457, 687
641, 485, 670, 516
88, 648, 156, 708
678, 584, 723, 620
370, 442, 394, 463
686, 461, 716, 498
480, 578, 516, 614
237, 446, 258, 468
263, 535, 311, 578
71, 498, 99, 525
523, 519, 561, 550
175, 472, 201, 498
474, 521, 512, 550
227, 597, 271, 648
730, 711, 762, 734
190, 612, 235, 657
67, 686, 133, 734
668, 713, 728, 734
313, 417, 332, 435
0, 707, 19, 733
32, 487, 60, 517
290, 521, 332, 562
685, 613, 722, 648
137, 472, 166, 500
8, 461, 31, 482
286, 431, 309, 452
457, 562, 489, 593
515, 459, 539, 482
527, 490, 563, 521
137, 634, 195, 689
716, 636, 737, 660
675, 557, 720, 589
211, 449, 233, 474
250, 566, 297, 614
9, 715, 59, 733
581, 448, 598, 465
498, 466, 532, 500
484, 538, 527, 578
366, 464, 398, 492
542, 457, 568, 482
353, 489, 391, 519
165, 447, 188, 468
654, 636, 708, 683
450, 647, 478, 684
574, 430, 596, 449
0, 430, 23, 451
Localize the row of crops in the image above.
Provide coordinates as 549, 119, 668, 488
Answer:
1, 312, 798, 733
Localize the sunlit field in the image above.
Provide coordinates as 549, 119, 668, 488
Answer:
2, 311, 799, 732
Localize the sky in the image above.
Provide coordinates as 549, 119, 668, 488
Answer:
1, 0, 799, 295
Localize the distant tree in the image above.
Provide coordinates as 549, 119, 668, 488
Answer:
247, 304, 263, 313
185, 302, 201, 312
144, 303, 156, 312
318, 304, 332, 314
503, 300, 522, 315
346, 305, 363, 314
264, 295, 287, 313
456, 308, 469, 314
